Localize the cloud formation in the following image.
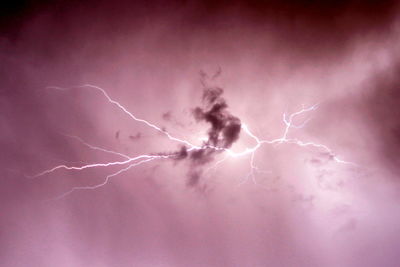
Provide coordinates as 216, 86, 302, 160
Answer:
193, 85, 241, 149
167, 73, 242, 186
2, 1, 400, 267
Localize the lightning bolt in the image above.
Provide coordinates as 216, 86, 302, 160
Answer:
33, 84, 356, 199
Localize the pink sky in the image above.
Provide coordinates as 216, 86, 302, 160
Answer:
1, 1, 400, 266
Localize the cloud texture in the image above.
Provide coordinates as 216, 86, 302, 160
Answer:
1, 1, 400, 266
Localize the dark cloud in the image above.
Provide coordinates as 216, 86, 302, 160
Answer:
189, 148, 214, 165
193, 80, 241, 149
167, 73, 242, 186
363, 63, 400, 174
174, 145, 188, 160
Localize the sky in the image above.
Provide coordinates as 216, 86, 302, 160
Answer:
1, 0, 400, 266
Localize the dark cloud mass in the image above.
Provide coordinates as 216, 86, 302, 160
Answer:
194, 84, 241, 149
168, 77, 242, 186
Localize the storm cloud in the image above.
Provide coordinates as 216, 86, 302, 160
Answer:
2, 1, 400, 267
193, 83, 241, 149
